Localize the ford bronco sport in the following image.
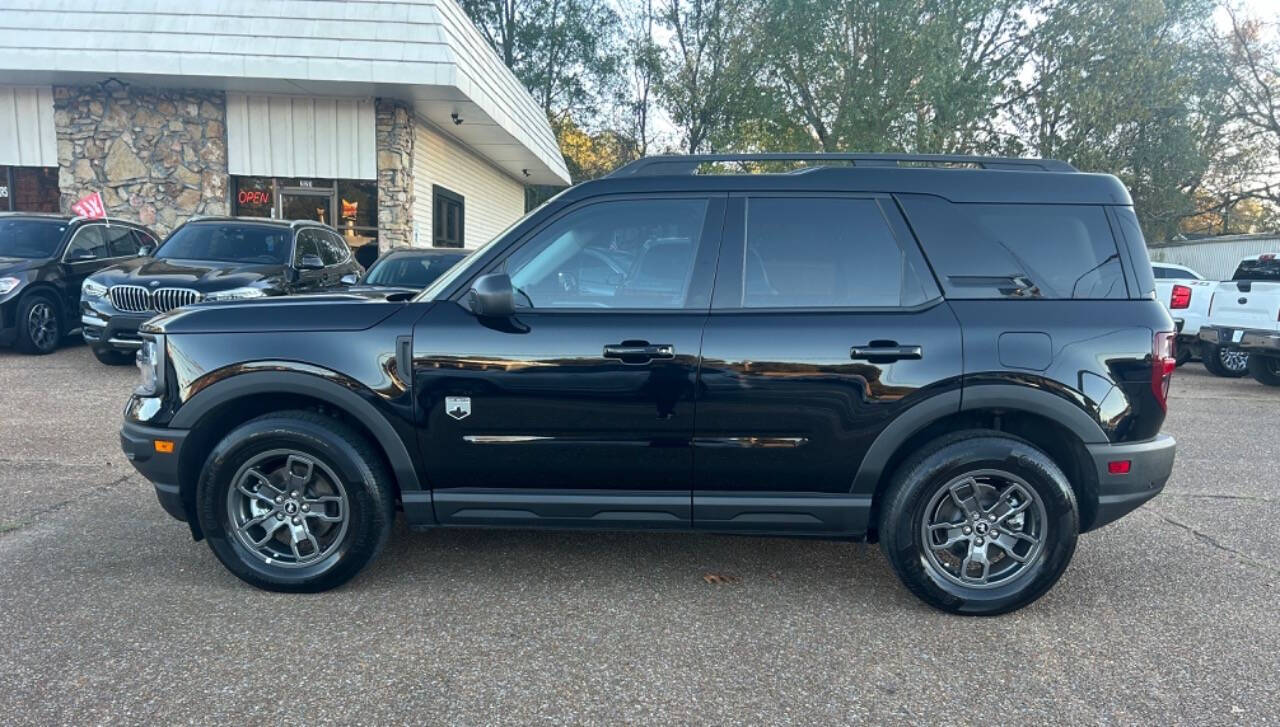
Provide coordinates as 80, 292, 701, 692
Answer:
121, 153, 1177, 615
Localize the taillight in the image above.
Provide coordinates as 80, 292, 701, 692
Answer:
1152, 331, 1176, 412
1170, 284, 1191, 309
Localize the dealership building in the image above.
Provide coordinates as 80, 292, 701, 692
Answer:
0, 0, 570, 259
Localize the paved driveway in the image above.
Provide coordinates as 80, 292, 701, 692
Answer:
1, 343, 1276, 724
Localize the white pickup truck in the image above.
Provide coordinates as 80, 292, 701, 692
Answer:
1199, 254, 1280, 385
1152, 262, 1235, 373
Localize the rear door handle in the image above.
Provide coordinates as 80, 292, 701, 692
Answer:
850, 343, 923, 362
603, 342, 675, 363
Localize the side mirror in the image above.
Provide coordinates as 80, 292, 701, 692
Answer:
339, 273, 358, 286
468, 273, 516, 318
298, 254, 325, 271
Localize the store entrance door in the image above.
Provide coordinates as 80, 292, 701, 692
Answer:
277, 188, 335, 226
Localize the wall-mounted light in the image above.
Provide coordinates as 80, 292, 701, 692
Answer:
451, 112, 463, 126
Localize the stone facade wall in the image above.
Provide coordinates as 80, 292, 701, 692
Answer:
375, 99, 415, 251
54, 84, 228, 236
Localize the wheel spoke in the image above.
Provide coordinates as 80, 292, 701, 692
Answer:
960, 543, 991, 583
1000, 528, 1039, 547
303, 495, 344, 523
284, 455, 314, 494
947, 479, 983, 519
288, 521, 322, 561
990, 537, 1032, 563
237, 469, 282, 506
931, 527, 968, 550
248, 517, 286, 548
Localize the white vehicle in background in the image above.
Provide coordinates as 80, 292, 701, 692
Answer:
1199, 254, 1280, 385
1151, 262, 1232, 371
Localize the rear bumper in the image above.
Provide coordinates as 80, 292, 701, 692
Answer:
1085, 434, 1175, 530
120, 419, 189, 523
1198, 326, 1280, 354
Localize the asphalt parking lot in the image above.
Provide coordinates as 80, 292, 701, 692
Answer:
1, 343, 1277, 724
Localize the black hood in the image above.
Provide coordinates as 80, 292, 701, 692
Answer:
145, 289, 412, 334
0, 256, 48, 275
90, 256, 286, 292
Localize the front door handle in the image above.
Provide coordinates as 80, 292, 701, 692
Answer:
603, 342, 675, 363
850, 343, 923, 362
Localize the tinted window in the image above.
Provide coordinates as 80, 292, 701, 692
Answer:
65, 226, 109, 260
899, 196, 1128, 299
0, 218, 67, 258
365, 253, 465, 288
505, 198, 708, 309
1232, 257, 1280, 282
106, 226, 141, 257
155, 224, 291, 265
133, 230, 158, 252
740, 197, 928, 308
318, 231, 349, 266
294, 230, 323, 264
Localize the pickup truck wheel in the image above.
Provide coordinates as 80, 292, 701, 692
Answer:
1247, 354, 1280, 386
1202, 344, 1249, 378
878, 431, 1078, 616
196, 410, 395, 592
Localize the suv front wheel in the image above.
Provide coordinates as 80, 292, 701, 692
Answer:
878, 431, 1079, 615
196, 410, 395, 592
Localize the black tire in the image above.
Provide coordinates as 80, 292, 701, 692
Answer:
878, 431, 1079, 616
196, 410, 395, 593
92, 347, 135, 366
1174, 346, 1192, 367
14, 292, 61, 355
1247, 354, 1280, 387
1202, 344, 1249, 378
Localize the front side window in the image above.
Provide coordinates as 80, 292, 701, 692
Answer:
293, 229, 324, 264
739, 197, 929, 308
64, 225, 108, 261
155, 224, 291, 265
0, 218, 67, 258
504, 198, 709, 310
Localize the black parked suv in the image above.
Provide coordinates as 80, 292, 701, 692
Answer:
82, 217, 362, 364
120, 154, 1177, 615
0, 213, 159, 354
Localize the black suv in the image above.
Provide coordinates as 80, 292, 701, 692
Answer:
0, 213, 158, 354
120, 154, 1177, 615
82, 217, 362, 364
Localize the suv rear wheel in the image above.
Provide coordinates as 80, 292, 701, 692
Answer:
1247, 354, 1280, 386
196, 410, 395, 592
1202, 343, 1249, 378
878, 431, 1078, 615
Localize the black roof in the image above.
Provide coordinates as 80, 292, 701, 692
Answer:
573, 153, 1131, 205
0, 211, 153, 229
182, 216, 334, 230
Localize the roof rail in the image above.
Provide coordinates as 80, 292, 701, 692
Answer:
608, 152, 1077, 177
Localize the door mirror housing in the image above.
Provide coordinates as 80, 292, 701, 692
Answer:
298, 254, 325, 271
339, 273, 359, 286
468, 273, 516, 318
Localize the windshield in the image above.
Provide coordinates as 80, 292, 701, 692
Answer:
155, 223, 291, 265
365, 252, 465, 288
0, 219, 67, 259
1232, 257, 1280, 282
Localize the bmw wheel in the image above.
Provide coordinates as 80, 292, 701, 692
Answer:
197, 410, 395, 592
15, 292, 61, 354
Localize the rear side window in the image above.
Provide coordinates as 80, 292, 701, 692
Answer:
739, 197, 930, 308
1232, 256, 1280, 282
899, 196, 1128, 299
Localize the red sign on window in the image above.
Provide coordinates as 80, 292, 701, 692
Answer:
238, 189, 271, 206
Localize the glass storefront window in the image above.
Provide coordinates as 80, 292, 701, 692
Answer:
233, 176, 274, 218
230, 175, 378, 263
2, 166, 60, 212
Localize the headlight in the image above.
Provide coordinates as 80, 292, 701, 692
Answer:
134, 336, 165, 397
0, 277, 19, 295
82, 278, 108, 299
205, 287, 267, 301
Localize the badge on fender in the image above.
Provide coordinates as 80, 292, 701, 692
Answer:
445, 396, 471, 420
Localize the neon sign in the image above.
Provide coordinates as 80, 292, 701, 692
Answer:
238, 189, 271, 206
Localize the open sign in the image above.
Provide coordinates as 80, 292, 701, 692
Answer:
238, 189, 271, 205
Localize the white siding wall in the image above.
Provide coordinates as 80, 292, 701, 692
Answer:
226, 94, 376, 180
0, 85, 57, 167
1150, 237, 1280, 280
412, 122, 525, 249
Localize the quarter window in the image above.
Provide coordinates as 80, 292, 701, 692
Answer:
64, 226, 108, 260
740, 197, 929, 308
504, 198, 710, 310
105, 226, 141, 257
294, 229, 324, 264
318, 231, 350, 266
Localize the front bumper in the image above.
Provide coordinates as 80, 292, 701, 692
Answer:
1085, 434, 1176, 530
121, 418, 189, 523
1198, 326, 1280, 354
81, 299, 150, 352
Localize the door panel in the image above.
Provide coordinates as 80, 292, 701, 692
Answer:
412, 194, 725, 528
693, 195, 962, 535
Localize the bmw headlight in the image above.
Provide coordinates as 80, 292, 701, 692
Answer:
205, 287, 267, 302
82, 278, 108, 299
0, 277, 20, 296
135, 336, 166, 397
